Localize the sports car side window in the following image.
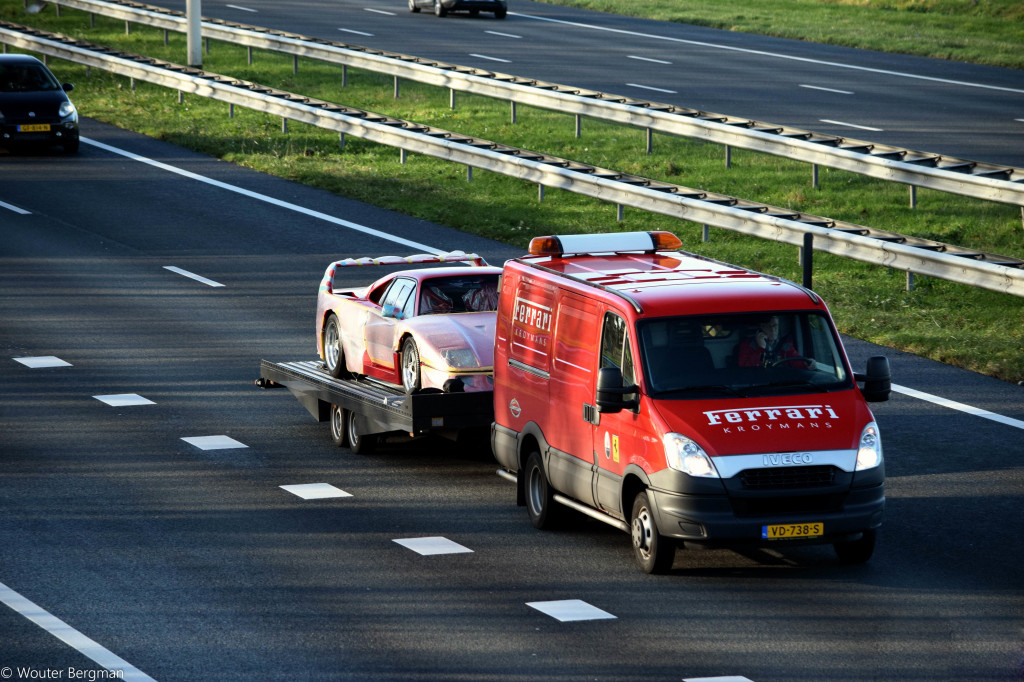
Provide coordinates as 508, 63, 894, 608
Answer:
381, 278, 415, 318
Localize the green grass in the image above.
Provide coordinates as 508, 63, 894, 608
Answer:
534, 0, 1024, 70
3, 0, 1023, 383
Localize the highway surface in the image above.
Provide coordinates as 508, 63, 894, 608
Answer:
147, 0, 1024, 168
1, 120, 1022, 681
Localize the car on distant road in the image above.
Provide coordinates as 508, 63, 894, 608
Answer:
0, 54, 79, 154
408, 0, 507, 19
316, 252, 501, 394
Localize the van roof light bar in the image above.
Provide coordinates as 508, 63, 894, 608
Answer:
528, 231, 682, 257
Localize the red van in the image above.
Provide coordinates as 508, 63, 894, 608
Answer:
491, 231, 891, 573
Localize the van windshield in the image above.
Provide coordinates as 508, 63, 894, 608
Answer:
637, 312, 851, 399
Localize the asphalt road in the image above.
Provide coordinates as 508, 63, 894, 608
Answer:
1, 121, 1022, 681
144, 0, 1024, 168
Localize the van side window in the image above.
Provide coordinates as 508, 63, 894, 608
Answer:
600, 313, 636, 389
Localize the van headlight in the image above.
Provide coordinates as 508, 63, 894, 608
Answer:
664, 433, 719, 478
856, 422, 883, 470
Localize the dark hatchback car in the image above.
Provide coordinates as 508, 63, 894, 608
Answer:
408, 0, 506, 19
0, 54, 79, 154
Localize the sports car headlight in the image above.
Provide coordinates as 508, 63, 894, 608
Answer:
58, 101, 77, 120
440, 348, 477, 368
664, 433, 719, 478
856, 422, 883, 470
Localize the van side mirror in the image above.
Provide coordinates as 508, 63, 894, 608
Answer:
596, 367, 639, 413
855, 356, 891, 403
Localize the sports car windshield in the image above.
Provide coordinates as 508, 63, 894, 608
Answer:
638, 311, 852, 399
419, 274, 500, 314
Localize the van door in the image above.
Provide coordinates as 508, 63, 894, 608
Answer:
593, 311, 648, 519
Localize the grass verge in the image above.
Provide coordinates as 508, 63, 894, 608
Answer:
3, 1, 1023, 383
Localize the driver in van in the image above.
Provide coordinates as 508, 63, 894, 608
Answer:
737, 316, 807, 368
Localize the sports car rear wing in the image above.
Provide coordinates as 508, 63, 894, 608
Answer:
320, 251, 489, 293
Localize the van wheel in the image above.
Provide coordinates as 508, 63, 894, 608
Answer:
323, 315, 349, 379
631, 491, 675, 574
346, 409, 376, 454
401, 338, 422, 393
834, 529, 876, 564
329, 404, 347, 447
525, 451, 557, 529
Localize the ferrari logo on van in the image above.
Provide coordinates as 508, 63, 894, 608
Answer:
603, 432, 620, 462
703, 404, 839, 433
514, 298, 552, 332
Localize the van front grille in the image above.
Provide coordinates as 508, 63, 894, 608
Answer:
739, 465, 837, 490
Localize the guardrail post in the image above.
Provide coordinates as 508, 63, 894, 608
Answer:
90, 13, 95, 27
725, 144, 731, 169
293, 55, 298, 75
281, 117, 287, 133
801, 232, 814, 290
450, 88, 455, 109
467, 166, 473, 181
575, 115, 581, 139
617, 204, 624, 222
163, 29, 169, 46
342, 65, 347, 87
906, 271, 915, 291
339, 132, 345, 149
205, 37, 210, 56
247, 46, 253, 65
812, 164, 819, 188
909, 185, 917, 208
510, 101, 516, 124
646, 128, 652, 155
177, 90, 183, 104
394, 76, 400, 99
125, 20, 130, 35
702, 224, 710, 242
538, 184, 544, 202
229, 103, 233, 118
400, 149, 407, 164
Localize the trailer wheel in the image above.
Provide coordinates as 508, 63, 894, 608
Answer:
408, 0, 420, 11
323, 315, 349, 379
401, 338, 421, 394
433, 0, 447, 17
834, 529, 876, 564
346, 409, 376, 454
631, 491, 675, 574
329, 404, 347, 448
525, 451, 557, 529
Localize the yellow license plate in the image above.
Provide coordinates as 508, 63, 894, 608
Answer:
762, 522, 823, 539
19, 124, 51, 132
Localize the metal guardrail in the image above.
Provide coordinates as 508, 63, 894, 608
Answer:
44, 0, 1024, 208
2, 22, 1023, 298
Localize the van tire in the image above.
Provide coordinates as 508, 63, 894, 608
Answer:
631, 491, 675, 574
525, 451, 556, 529
834, 529, 876, 564
330, 404, 347, 447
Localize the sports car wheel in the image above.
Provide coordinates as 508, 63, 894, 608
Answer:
408, 0, 420, 12
401, 338, 422, 394
631, 491, 675, 574
346, 409, 377, 454
330, 404, 347, 447
433, 0, 447, 16
323, 314, 349, 379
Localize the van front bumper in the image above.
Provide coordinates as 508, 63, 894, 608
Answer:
647, 483, 885, 547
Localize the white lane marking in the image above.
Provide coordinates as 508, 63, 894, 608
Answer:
893, 383, 1024, 431
0, 199, 31, 215
628, 55, 672, 65
364, 7, 395, 15
0, 581, 158, 682
181, 435, 248, 450
339, 28, 374, 37
820, 118, 883, 131
526, 599, 616, 622
14, 356, 72, 368
684, 677, 755, 682
470, 53, 512, 63
627, 82, 677, 94
510, 12, 1024, 95
82, 138, 443, 254
226, 4, 257, 11
800, 84, 854, 95
485, 30, 522, 38
163, 266, 225, 288
280, 483, 352, 499
94, 394, 155, 407
393, 537, 474, 555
